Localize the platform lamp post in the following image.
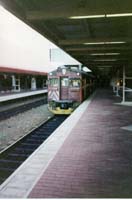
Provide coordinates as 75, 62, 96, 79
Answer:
122, 66, 126, 103
116, 69, 120, 97
116, 82, 120, 97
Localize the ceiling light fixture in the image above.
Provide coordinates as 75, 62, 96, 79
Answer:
84, 41, 126, 45
94, 59, 117, 61
91, 53, 120, 55
106, 41, 126, 44
107, 13, 132, 17
84, 42, 105, 45
69, 13, 132, 19
69, 15, 105, 19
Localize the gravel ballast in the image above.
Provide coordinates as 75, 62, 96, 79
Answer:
0, 104, 53, 151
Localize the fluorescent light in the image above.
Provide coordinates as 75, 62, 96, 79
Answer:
91, 53, 120, 55
84, 42, 105, 45
94, 59, 117, 61
106, 41, 125, 44
103, 52, 120, 55
84, 41, 126, 45
69, 13, 132, 19
69, 15, 105, 19
107, 13, 132, 17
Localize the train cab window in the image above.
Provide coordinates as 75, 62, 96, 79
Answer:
70, 79, 80, 87
49, 78, 58, 87
61, 77, 69, 87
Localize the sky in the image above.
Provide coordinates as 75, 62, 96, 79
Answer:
0, 5, 81, 73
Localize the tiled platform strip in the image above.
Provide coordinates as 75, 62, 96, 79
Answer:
29, 89, 132, 198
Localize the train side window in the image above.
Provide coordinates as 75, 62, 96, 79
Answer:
70, 79, 80, 87
61, 77, 69, 87
49, 78, 58, 86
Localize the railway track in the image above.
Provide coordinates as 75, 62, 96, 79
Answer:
0, 115, 67, 185
0, 97, 47, 121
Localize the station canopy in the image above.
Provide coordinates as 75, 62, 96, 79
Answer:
0, 0, 132, 77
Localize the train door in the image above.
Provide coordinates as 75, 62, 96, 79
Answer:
60, 77, 69, 100
48, 78, 59, 101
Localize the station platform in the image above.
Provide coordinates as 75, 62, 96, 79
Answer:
0, 89, 132, 198
0, 89, 47, 103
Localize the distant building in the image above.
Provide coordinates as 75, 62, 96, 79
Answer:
0, 67, 47, 94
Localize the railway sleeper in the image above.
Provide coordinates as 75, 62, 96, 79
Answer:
4, 155, 27, 161
32, 131, 52, 136
20, 143, 40, 147
8, 153, 30, 158
0, 166, 17, 172
0, 159, 22, 164
25, 138, 44, 143
13, 147, 35, 153
21, 141, 42, 145
29, 135, 49, 139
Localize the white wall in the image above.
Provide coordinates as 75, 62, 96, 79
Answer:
0, 6, 81, 73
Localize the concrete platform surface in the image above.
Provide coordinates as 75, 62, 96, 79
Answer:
0, 89, 47, 103
0, 89, 132, 198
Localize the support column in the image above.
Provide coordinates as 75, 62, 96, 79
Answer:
31, 77, 37, 90
116, 85, 120, 97
11, 75, 16, 91
11, 75, 20, 92
122, 66, 126, 103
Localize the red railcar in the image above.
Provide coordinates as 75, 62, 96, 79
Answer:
48, 65, 94, 114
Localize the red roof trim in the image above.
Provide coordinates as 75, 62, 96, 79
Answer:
0, 66, 47, 75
